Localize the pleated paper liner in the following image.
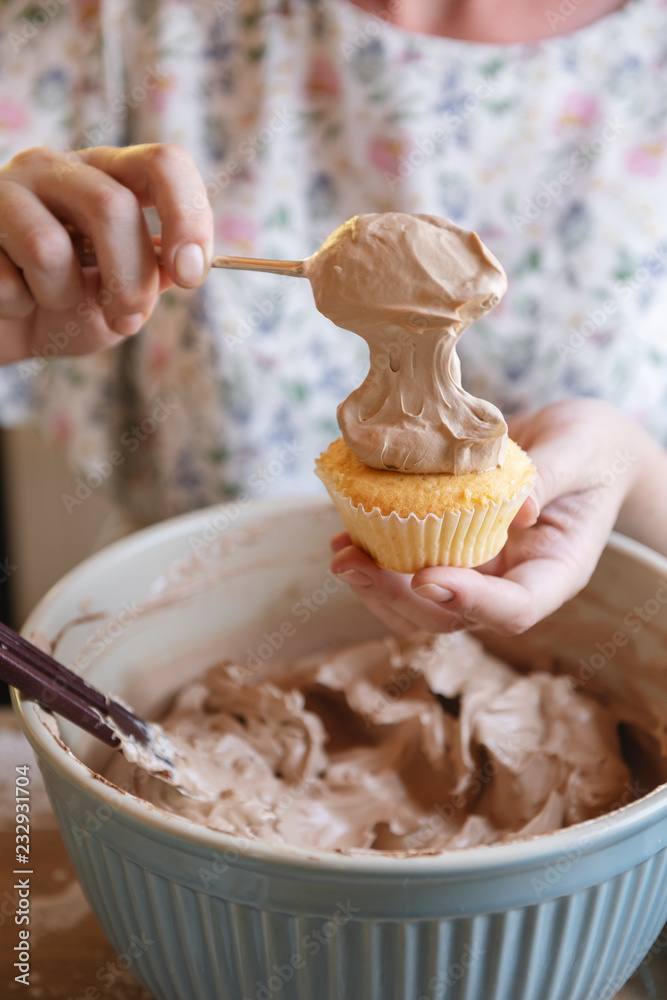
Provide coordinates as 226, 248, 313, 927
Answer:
319, 474, 535, 573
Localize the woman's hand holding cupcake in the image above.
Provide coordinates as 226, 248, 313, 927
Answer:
309, 215, 667, 635
330, 399, 667, 637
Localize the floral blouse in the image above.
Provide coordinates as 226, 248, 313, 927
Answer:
1, 0, 667, 524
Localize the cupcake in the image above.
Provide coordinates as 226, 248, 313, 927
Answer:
306, 212, 536, 572
316, 436, 535, 573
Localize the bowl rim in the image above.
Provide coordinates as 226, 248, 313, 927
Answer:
11, 497, 667, 877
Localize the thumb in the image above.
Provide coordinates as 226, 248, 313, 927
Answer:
518, 433, 600, 519
508, 434, 595, 530
503, 438, 572, 530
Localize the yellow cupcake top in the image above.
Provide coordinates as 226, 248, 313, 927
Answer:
316, 437, 535, 519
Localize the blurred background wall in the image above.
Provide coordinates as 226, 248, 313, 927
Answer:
0, 427, 115, 701
1, 427, 115, 626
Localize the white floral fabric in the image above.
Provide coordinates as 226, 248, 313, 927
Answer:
1, 0, 667, 522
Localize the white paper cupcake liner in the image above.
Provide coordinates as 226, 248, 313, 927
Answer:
319, 473, 535, 573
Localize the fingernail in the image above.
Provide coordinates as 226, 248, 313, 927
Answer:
111, 312, 144, 336
413, 583, 455, 603
522, 495, 540, 521
175, 243, 206, 286
336, 569, 374, 587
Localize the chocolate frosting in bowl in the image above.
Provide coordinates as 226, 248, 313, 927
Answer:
306, 213, 509, 474
105, 630, 633, 853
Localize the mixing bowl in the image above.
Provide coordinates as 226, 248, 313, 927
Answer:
12, 496, 667, 1000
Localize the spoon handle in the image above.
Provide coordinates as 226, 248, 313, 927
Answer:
211, 254, 306, 277
70, 233, 307, 278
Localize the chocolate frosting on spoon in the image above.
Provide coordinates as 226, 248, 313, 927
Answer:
306, 213, 508, 474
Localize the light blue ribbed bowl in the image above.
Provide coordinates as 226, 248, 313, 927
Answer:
12, 497, 667, 1000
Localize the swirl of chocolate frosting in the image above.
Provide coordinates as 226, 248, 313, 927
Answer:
306, 213, 509, 474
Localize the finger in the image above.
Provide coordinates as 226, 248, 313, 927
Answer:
28, 161, 158, 334
527, 441, 591, 513
330, 531, 353, 553
331, 545, 470, 633
330, 558, 429, 635
412, 554, 588, 636
331, 543, 382, 585
0, 246, 35, 319
77, 144, 214, 289
363, 588, 469, 634
506, 410, 533, 439
152, 235, 175, 294
506, 409, 579, 513
27, 267, 137, 358
511, 493, 540, 527
0, 181, 85, 311
508, 401, 636, 514
412, 566, 540, 634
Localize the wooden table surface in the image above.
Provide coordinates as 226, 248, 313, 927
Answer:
1, 707, 666, 1000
